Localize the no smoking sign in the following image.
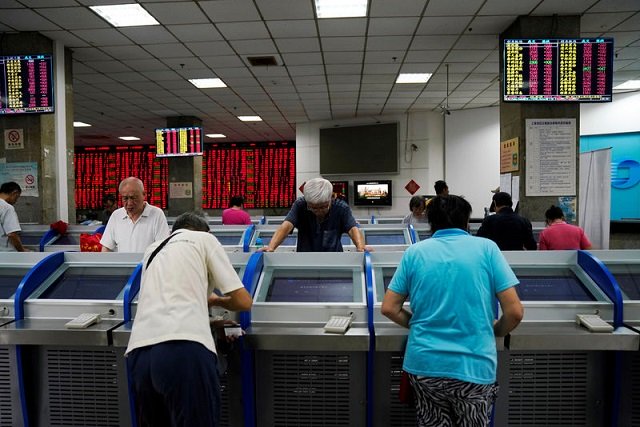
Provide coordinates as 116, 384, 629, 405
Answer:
4, 129, 24, 150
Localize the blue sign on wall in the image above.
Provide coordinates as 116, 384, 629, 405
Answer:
581, 132, 640, 220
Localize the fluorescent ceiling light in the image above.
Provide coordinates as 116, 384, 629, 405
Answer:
74, 121, 92, 127
206, 133, 227, 138
614, 80, 640, 90
90, 4, 159, 27
238, 116, 262, 122
189, 78, 227, 88
396, 73, 433, 84
315, 0, 367, 18
119, 136, 140, 141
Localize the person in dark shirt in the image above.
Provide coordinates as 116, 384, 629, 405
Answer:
476, 192, 537, 251
434, 180, 449, 196
262, 177, 365, 252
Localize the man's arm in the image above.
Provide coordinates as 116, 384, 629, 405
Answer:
208, 287, 253, 312
347, 226, 366, 252
262, 220, 294, 252
494, 287, 524, 337
381, 289, 411, 328
8, 232, 28, 252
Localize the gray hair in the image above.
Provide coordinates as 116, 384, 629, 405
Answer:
119, 177, 144, 193
303, 178, 332, 204
172, 212, 210, 232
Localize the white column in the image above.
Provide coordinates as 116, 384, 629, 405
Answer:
54, 40, 69, 222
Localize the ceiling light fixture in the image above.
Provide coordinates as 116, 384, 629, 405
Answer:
73, 121, 92, 127
396, 73, 432, 84
119, 136, 140, 141
315, 0, 368, 18
206, 133, 227, 138
238, 116, 262, 122
188, 78, 227, 89
614, 80, 640, 91
90, 4, 159, 27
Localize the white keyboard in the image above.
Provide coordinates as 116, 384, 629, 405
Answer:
65, 313, 101, 329
576, 314, 614, 333
324, 315, 354, 334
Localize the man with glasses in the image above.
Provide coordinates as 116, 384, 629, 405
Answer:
262, 177, 365, 252
101, 177, 170, 252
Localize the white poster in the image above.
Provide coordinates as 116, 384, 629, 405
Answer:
500, 173, 512, 195
525, 118, 576, 196
580, 149, 611, 249
169, 182, 193, 199
0, 162, 38, 197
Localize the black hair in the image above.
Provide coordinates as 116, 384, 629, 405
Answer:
229, 196, 244, 208
409, 195, 425, 210
427, 195, 472, 233
434, 180, 448, 195
545, 205, 565, 221
172, 212, 210, 233
0, 182, 21, 194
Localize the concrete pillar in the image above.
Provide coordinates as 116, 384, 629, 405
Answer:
499, 16, 580, 221
166, 116, 203, 216
0, 32, 74, 224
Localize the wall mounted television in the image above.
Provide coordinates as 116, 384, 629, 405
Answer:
353, 180, 392, 206
0, 54, 54, 114
330, 180, 349, 202
503, 38, 613, 102
320, 123, 398, 174
155, 127, 203, 157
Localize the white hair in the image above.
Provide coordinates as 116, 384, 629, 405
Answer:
119, 177, 145, 193
303, 178, 332, 204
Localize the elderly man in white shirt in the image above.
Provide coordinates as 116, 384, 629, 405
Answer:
100, 177, 170, 252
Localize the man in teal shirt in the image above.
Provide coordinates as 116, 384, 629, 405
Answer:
382, 195, 523, 427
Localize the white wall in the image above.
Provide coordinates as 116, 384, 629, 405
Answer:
445, 107, 500, 216
580, 91, 640, 135
295, 111, 444, 217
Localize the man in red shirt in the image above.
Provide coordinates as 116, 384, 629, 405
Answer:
538, 205, 592, 250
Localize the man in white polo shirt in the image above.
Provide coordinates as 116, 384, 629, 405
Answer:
101, 176, 170, 252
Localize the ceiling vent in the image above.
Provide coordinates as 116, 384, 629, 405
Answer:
247, 56, 278, 67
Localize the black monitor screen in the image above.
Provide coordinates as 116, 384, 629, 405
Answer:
38, 269, 131, 300
0, 54, 54, 114
214, 235, 241, 245
21, 234, 42, 245
260, 234, 296, 246
0, 272, 28, 298
418, 232, 431, 241
266, 277, 354, 302
366, 233, 406, 245
515, 273, 595, 301
614, 273, 640, 300
53, 235, 80, 245
353, 180, 392, 206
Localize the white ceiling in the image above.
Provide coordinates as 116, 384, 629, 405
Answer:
0, 0, 638, 145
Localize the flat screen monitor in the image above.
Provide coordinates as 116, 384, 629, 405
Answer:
365, 232, 406, 245
155, 127, 203, 157
266, 277, 354, 302
331, 180, 349, 202
514, 272, 595, 301
0, 271, 29, 299
213, 234, 242, 245
21, 234, 43, 245
503, 38, 613, 102
51, 235, 80, 245
38, 267, 132, 300
0, 54, 54, 115
616, 274, 640, 300
354, 180, 392, 206
259, 233, 296, 246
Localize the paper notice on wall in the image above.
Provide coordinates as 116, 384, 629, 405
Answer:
511, 175, 520, 208
525, 118, 576, 196
169, 182, 193, 198
0, 162, 38, 197
500, 173, 512, 195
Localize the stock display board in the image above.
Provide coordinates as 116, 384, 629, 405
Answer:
155, 127, 203, 157
75, 141, 296, 210
503, 38, 613, 102
0, 54, 54, 114
203, 141, 296, 209
75, 145, 168, 209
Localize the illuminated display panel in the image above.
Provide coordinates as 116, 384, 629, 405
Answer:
203, 141, 296, 209
156, 127, 203, 157
331, 180, 349, 202
503, 38, 613, 102
0, 54, 54, 114
353, 180, 392, 206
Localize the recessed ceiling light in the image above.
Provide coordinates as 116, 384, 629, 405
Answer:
119, 136, 140, 141
90, 4, 159, 27
188, 78, 227, 89
74, 121, 92, 127
396, 73, 433, 84
315, 0, 367, 18
238, 116, 262, 122
614, 80, 640, 90
206, 134, 227, 138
